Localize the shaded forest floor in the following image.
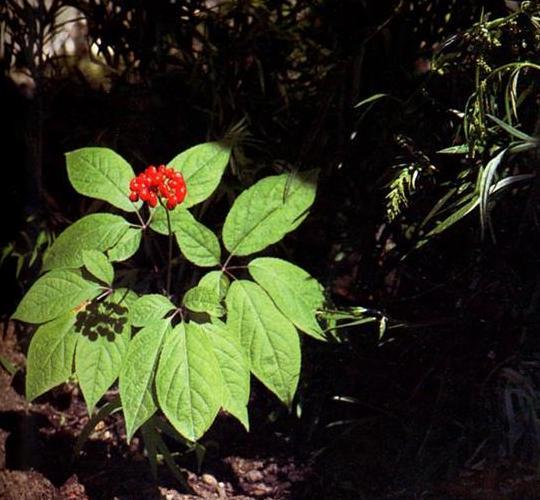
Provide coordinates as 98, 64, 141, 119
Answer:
3, 318, 540, 500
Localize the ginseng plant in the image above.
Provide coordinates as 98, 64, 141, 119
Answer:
11, 140, 325, 477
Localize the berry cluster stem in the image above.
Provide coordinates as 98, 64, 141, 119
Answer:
165, 206, 173, 295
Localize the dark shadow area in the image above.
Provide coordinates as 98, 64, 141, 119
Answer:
74, 300, 128, 342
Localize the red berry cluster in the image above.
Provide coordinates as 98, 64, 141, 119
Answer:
129, 165, 187, 210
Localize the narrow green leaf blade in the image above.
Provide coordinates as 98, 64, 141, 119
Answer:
129, 294, 175, 327
82, 250, 114, 285
223, 170, 318, 256
156, 322, 223, 441
226, 280, 300, 405
169, 142, 231, 208
75, 289, 136, 413
248, 258, 325, 340
26, 312, 78, 400
202, 320, 250, 430
66, 147, 140, 212
119, 319, 171, 441
12, 270, 102, 324
437, 144, 469, 154
486, 113, 536, 142
183, 286, 225, 317
42, 213, 129, 271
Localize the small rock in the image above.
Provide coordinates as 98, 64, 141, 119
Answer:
202, 473, 218, 487
245, 469, 264, 483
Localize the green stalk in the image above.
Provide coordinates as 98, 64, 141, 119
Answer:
165, 207, 173, 295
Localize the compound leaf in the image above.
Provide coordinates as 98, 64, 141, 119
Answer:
226, 280, 300, 405
248, 258, 325, 340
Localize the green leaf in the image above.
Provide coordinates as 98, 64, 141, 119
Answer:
42, 213, 129, 271
26, 312, 78, 400
222, 170, 318, 256
66, 147, 140, 212
225, 280, 300, 405
152, 207, 221, 267
202, 320, 250, 430
354, 93, 390, 108
248, 258, 325, 340
75, 289, 136, 413
486, 113, 537, 142
12, 270, 102, 324
198, 271, 230, 300
129, 294, 175, 328
82, 250, 114, 285
169, 142, 231, 208
107, 227, 142, 262
437, 144, 469, 154
156, 322, 223, 441
183, 286, 225, 317
175, 213, 221, 267
119, 319, 171, 441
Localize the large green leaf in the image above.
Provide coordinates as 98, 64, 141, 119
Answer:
175, 212, 221, 267
42, 213, 129, 271
183, 286, 225, 317
156, 322, 222, 441
75, 289, 136, 413
198, 271, 230, 300
65, 147, 140, 212
202, 320, 250, 430
82, 250, 114, 285
26, 312, 78, 400
12, 270, 102, 324
248, 258, 325, 340
119, 319, 171, 441
169, 142, 231, 208
107, 227, 142, 262
222, 170, 318, 256
225, 280, 300, 405
129, 294, 175, 327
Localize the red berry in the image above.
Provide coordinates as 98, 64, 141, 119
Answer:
129, 192, 139, 202
145, 165, 157, 176
139, 187, 150, 201
158, 164, 166, 173
166, 198, 177, 210
148, 192, 158, 207
165, 167, 174, 178
172, 171, 183, 182
130, 178, 140, 191
159, 183, 170, 197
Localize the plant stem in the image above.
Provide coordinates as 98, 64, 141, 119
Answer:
165, 207, 173, 295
